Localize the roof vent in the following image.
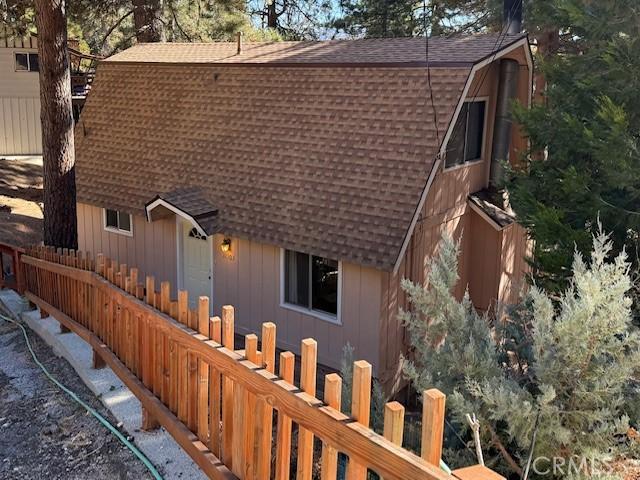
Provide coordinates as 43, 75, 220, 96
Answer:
236, 31, 243, 55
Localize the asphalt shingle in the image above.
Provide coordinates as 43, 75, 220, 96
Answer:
75, 35, 526, 270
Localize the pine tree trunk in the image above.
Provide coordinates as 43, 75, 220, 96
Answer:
267, 0, 277, 29
133, 0, 164, 42
35, 0, 77, 250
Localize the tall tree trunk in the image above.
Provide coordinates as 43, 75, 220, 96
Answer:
267, 0, 277, 29
35, 0, 77, 250
133, 0, 164, 42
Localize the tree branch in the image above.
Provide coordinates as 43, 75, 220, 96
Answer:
99, 9, 134, 52
487, 424, 523, 476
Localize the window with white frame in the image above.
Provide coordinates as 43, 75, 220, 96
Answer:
104, 208, 132, 235
15, 52, 39, 72
283, 250, 339, 319
445, 100, 486, 168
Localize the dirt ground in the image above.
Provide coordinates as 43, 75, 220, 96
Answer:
0, 318, 154, 480
0, 156, 44, 247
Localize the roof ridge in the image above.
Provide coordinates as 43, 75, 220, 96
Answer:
105, 34, 527, 66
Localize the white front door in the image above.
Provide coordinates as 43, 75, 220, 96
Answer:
180, 221, 213, 311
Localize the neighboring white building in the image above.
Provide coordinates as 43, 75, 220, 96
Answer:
0, 28, 42, 155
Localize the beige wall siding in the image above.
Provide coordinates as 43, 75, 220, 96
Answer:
77, 203, 178, 288
379, 208, 470, 392
467, 208, 502, 312
0, 48, 40, 96
0, 47, 42, 155
378, 54, 532, 393
377, 64, 499, 390
0, 97, 41, 155
498, 223, 532, 306
211, 234, 381, 370
77, 203, 381, 371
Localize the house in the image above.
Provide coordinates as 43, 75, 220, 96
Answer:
0, 26, 97, 156
0, 28, 40, 155
74, 35, 533, 393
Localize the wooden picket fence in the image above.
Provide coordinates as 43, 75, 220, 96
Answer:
21, 245, 499, 480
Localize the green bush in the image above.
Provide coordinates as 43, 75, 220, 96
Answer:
400, 229, 640, 478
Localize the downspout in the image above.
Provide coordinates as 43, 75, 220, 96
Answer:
489, 0, 523, 188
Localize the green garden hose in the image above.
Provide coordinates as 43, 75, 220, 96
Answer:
0, 309, 163, 480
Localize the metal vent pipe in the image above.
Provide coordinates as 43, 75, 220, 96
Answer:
489, 0, 522, 187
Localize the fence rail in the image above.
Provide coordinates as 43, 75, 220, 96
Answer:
21, 246, 500, 480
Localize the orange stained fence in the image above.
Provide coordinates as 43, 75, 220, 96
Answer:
21, 245, 502, 480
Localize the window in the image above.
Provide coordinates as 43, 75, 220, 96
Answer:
104, 208, 132, 235
188, 227, 207, 240
283, 249, 340, 320
445, 100, 486, 168
15, 53, 39, 72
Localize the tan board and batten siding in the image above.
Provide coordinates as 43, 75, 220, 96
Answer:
76, 203, 178, 292
77, 203, 381, 369
378, 57, 532, 392
0, 33, 42, 155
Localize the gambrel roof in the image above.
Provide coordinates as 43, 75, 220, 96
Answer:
75, 34, 529, 271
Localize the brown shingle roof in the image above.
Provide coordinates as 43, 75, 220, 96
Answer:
75, 35, 525, 270
106, 34, 525, 65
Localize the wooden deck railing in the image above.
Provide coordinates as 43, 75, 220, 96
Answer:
21, 246, 500, 480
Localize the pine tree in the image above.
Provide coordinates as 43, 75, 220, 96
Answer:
333, 0, 497, 38
507, 1, 640, 301
35, 0, 77, 250
401, 231, 640, 477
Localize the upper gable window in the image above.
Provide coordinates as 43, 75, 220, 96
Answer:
15, 53, 39, 72
104, 208, 132, 236
445, 100, 486, 169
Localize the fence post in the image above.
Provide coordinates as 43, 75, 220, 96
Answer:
243, 333, 259, 478
58, 250, 71, 333
95, 253, 104, 276
221, 305, 235, 469
421, 389, 446, 467
209, 316, 222, 457
197, 296, 210, 443
275, 351, 295, 480
145, 276, 155, 305
130, 268, 138, 295
178, 290, 188, 325
255, 322, 276, 480
141, 406, 160, 431
13, 248, 25, 294
160, 281, 170, 315
381, 401, 405, 480
383, 401, 405, 446
119, 264, 127, 290
296, 338, 318, 480
346, 361, 372, 480
92, 349, 106, 369
321, 373, 342, 480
